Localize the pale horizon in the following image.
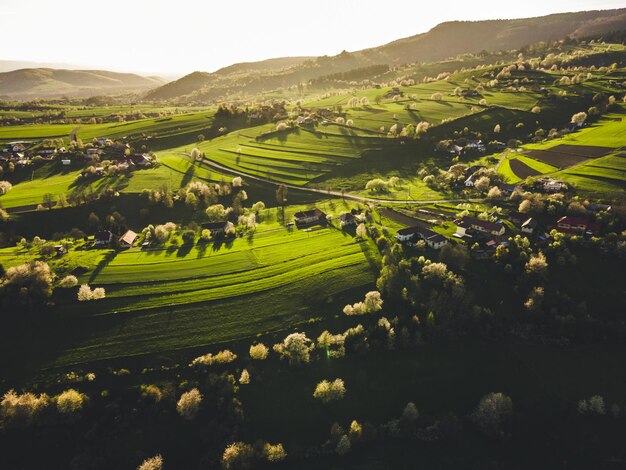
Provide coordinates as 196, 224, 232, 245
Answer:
1, 0, 626, 77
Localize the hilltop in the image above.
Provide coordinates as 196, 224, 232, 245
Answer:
147, 8, 626, 102
0, 68, 165, 99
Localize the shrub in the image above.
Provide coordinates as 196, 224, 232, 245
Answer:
571, 112, 587, 125
140, 384, 163, 403
343, 291, 383, 315
336, 434, 351, 455
249, 343, 269, 360
0, 208, 8, 222
273, 332, 314, 365
402, 402, 419, 421
77, 284, 106, 301
239, 369, 250, 385
222, 442, 255, 470
263, 442, 287, 462
58, 275, 78, 288
431, 92, 443, 100
313, 378, 346, 403
137, 454, 164, 470
275, 122, 288, 131
55, 389, 87, 414
0, 390, 50, 428
471, 392, 513, 437
232, 176, 243, 187
0, 181, 12, 195
177, 388, 202, 419
191, 349, 237, 366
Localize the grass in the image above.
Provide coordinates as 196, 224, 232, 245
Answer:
0, 225, 379, 371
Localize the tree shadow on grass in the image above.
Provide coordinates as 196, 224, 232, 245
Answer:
176, 244, 193, 258
89, 250, 118, 283
180, 159, 196, 188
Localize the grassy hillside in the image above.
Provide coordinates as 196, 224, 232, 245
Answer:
145, 8, 626, 102
0, 68, 165, 99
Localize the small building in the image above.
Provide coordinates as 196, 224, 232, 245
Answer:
425, 233, 448, 250
86, 148, 102, 157
542, 179, 566, 193
396, 225, 448, 250
94, 230, 113, 248
464, 175, 475, 187
294, 208, 327, 226
53, 245, 67, 256
37, 147, 58, 158
132, 153, 150, 167
61, 159, 71, 166
457, 216, 505, 237
119, 230, 138, 247
338, 212, 357, 227
96, 137, 113, 146
521, 217, 538, 234
201, 221, 231, 237
555, 216, 600, 235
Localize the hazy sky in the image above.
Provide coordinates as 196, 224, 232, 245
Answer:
2, 0, 625, 76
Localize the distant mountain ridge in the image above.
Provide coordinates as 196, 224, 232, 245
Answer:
146, 7, 626, 101
0, 68, 165, 99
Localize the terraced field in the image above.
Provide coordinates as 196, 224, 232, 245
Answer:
557, 153, 626, 195
40, 227, 378, 366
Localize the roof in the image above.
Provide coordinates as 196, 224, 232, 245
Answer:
461, 216, 503, 232
201, 221, 229, 230
521, 217, 538, 228
94, 230, 112, 242
294, 208, 326, 219
397, 225, 440, 241
426, 234, 446, 244
339, 213, 356, 223
557, 216, 588, 226
119, 230, 137, 245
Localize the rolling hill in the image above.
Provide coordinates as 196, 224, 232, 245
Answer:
0, 68, 166, 99
146, 7, 626, 101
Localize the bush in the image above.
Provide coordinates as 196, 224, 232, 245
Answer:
77, 284, 106, 301
249, 343, 269, 360
0, 261, 55, 303
0, 390, 50, 428
471, 392, 513, 437
222, 442, 255, 470
177, 388, 202, 419
191, 349, 237, 366
58, 275, 78, 288
0, 181, 13, 195
137, 454, 164, 470
343, 291, 383, 315
55, 389, 87, 414
313, 378, 346, 403
263, 443, 286, 462
273, 332, 314, 365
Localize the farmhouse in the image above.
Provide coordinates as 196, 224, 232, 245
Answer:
521, 217, 538, 234
119, 230, 138, 247
396, 225, 448, 249
94, 230, 113, 247
456, 216, 505, 237
132, 153, 151, 167
36, 147, 57, 158
555, 216, 600, 235
541, 178, 566, 193
294, 208, 327, 226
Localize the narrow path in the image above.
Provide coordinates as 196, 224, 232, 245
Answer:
70, 126, 81, 142
193, 153, 479, 206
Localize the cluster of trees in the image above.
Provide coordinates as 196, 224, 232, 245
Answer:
365, 176, 400, 194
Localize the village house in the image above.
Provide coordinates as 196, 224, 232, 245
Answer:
455, 216, 505, 237
294, 208, 327, 226
95, 137, 113, 146
36, 147, 58, 159
94, 230, 113, 248
541, 178, 566, 193
119, 230, 138, 248
396, 225, 449, 250
521, 217, 538, 234
131, 153, 151, 167
555, 216, 601, 235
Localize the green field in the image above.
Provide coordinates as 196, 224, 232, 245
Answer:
0, 225, 379, 370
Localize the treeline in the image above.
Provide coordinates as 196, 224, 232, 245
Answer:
310, 64, 390, 85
